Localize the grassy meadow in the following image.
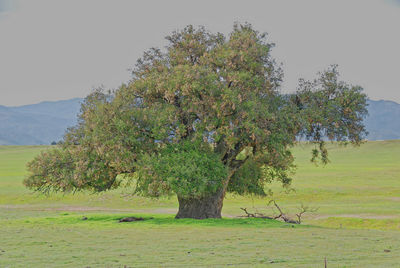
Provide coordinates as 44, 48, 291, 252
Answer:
1, 141, 400, 267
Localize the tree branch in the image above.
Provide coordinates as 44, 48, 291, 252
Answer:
239, 200, 318, 224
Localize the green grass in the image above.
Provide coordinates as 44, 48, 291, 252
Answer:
14, 213, 304, 229
1, 141, 400, 267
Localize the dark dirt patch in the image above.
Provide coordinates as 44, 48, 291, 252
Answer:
119, 216, 153, 222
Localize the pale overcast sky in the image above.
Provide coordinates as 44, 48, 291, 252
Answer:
0, 0, 399, 106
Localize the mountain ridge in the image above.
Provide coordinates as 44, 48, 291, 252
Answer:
0, 98, 82, 145
0, 98, 399, 145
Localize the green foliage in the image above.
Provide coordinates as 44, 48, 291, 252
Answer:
135, 141, 227, 199
25, 23, 368, 200
228, 158, 266, 196
25, 148, 75, 193
24, 146, 120, 193
293, 65, 368, 163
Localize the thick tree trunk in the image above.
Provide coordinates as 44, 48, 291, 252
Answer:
175, 188, 226, 219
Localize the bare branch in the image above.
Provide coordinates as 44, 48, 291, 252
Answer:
239, 200, 318, 224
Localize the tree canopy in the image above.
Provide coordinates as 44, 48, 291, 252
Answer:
25, 23, 368, 219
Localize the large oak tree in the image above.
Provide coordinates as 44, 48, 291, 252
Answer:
25, 23, 368, 219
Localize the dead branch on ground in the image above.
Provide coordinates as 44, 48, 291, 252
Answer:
295, 203, 319, 224
239, 207, 275, 219
239, 200, 318, 224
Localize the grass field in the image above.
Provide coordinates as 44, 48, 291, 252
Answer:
1, 141, 400, 267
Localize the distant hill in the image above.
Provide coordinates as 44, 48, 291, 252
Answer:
364, 99, 400, 140
0, 98, 82, 145
0, 98, 399, 145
